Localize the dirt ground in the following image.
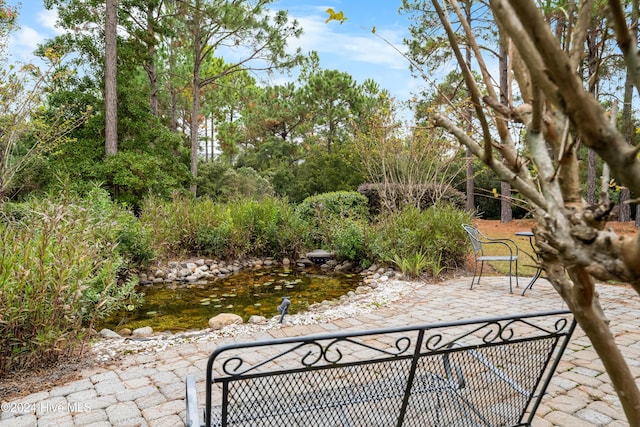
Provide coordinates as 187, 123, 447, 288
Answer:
475, 218, 638, 237
2, 219, 637, 402
0, 355, 90, 402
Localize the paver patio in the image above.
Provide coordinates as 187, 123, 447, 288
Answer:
1, 275, 636, 426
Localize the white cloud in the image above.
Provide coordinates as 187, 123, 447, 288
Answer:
10, 26, 43, 61
38, 8, 64, 36
287, 13, 410, 70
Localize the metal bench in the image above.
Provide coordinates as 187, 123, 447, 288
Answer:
185, 310, 575, 427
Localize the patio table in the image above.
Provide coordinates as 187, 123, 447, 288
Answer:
515, 231, 543, 295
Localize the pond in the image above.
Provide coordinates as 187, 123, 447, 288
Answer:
100, 266, 363, 332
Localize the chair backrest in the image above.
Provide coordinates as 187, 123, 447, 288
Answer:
462, 224, 483, 255
202, 310, 575, 427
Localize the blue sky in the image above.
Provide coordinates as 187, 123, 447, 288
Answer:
9, 1, 422, 105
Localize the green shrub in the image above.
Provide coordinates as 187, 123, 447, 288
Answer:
196, 220, 233, 257
0, 190, 143, 374
295, 191, 369, 248
296, 191, 370, 222
140, 194, 221, 257
372, 205, 472, 276
197, 163, 275, 202
389, 251, 430, 277
143, 195, 305, 260
357, 182, 466, 215
326, 219, 366, 262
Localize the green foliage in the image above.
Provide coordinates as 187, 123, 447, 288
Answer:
101, 149, 190, 207
292, 145, 365, 202
295, 191, 369, 248
389, 251, 430, 278
326, 218, 367, 262
34, 65, 191, 208
371, 205, 472, 276
0, 188, 144, 373
140, 194, 217, 256
196, 160, 230, 199
358, 182, 466, 215
196, 220, 233, 257
295, 191, 370, 222
203, 166, 274, 201
0, 48, 91, 199
141, 195, 305, 260
114, 213, 156, 267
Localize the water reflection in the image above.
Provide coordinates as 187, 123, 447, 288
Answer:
101, 266, 362, 332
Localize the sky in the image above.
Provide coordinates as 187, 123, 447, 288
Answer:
9, 1, 423, 106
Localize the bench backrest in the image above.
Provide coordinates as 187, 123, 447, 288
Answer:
203, 310, 575, 427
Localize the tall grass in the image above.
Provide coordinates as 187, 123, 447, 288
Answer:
0, 188, 144, 374
141, 195, 306, 260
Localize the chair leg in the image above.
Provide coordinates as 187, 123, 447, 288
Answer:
508, 261, 513, 294
470, 260, 479, 290
478, 261, 484, 286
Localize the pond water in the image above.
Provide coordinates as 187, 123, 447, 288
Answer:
101, 266, 363, 332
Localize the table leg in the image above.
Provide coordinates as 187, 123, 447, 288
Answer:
522, 267, 542, 296
515, 231, 544, 296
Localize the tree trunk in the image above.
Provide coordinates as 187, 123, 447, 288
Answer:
499, 33, 512, 223
189, 0, 202, 195
465, 147, 474, 211
587, 148, 597, 205
621, 35, 635, 224
190, 60, 201, 194
104, 0, 118, 157
500, 181, 512, 223
464, 2, 474, 212
620, 188, 631, 222
169, 43, 178, 132
146, 3, 159, 117
560, 267, 640, 426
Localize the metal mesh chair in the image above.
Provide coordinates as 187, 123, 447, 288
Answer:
462, 224, 519, 293
186, 310, 576, 427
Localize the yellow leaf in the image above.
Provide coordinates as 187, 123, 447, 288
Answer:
492, 188, 498, 198
325, 8, 348, 24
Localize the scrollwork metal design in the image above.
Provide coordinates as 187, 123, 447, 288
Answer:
218, 334, 416, 377
215, 313, 573, 378
422, 316, 572, 353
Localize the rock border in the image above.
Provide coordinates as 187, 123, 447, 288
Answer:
92, 264, 407, 363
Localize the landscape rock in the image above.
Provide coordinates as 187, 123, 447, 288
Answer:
208, 313, 243, 329
132, 326, 153, 337
99, 328, 122, 339
248, 315, 267, 324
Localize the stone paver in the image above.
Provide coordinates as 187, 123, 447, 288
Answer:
0, 276, 636, 426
